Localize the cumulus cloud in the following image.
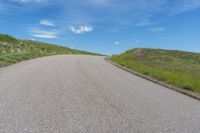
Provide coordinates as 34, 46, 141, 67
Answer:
4, 0, 200, 37
40, 19, 55, 26
69, 25, 93, 34
31, 28, 58, 39
149, 27, 166, 32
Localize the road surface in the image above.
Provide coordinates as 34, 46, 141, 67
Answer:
0, 55, 200, 133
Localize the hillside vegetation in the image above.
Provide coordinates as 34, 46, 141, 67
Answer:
110, 48, 200, 93
0, 34, 99, 67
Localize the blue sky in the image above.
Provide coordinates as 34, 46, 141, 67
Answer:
0, 0, 200, 55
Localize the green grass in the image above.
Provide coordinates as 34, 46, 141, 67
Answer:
109, 48, 200, 93
0, 34, 101, 67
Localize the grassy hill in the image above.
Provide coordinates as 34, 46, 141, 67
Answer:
109, 48, 200, 93
0, 34, 100, 67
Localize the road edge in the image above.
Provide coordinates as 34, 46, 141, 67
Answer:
105, 58, 200, 101
0, 54, 103, 70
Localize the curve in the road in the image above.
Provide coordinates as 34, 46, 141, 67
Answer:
0, 55, 200, 133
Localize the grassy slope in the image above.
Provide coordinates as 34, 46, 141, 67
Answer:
0, 34, 100, 67
109, 48, 200, 93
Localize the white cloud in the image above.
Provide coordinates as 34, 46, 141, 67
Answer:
87, 0, 112, 6
12, 0, 44, 3
169, 0, 200, 15
69, 25, 93, 34
134, 20, 153, 27
31, 28, 58, 39
149, 27, 166, 32
114, 41, 119, 45
32, 34, 56, 38
0, 3, 4, 10
135, 40, 140, 43
40, 19, 55, 26
156, 36, 184, 40
4, 0, 200, 36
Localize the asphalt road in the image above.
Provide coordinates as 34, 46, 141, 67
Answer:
0, 55, 200, 133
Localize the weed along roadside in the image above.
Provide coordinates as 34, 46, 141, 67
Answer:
0, 34, 102, 68
108, 48, 200, 98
